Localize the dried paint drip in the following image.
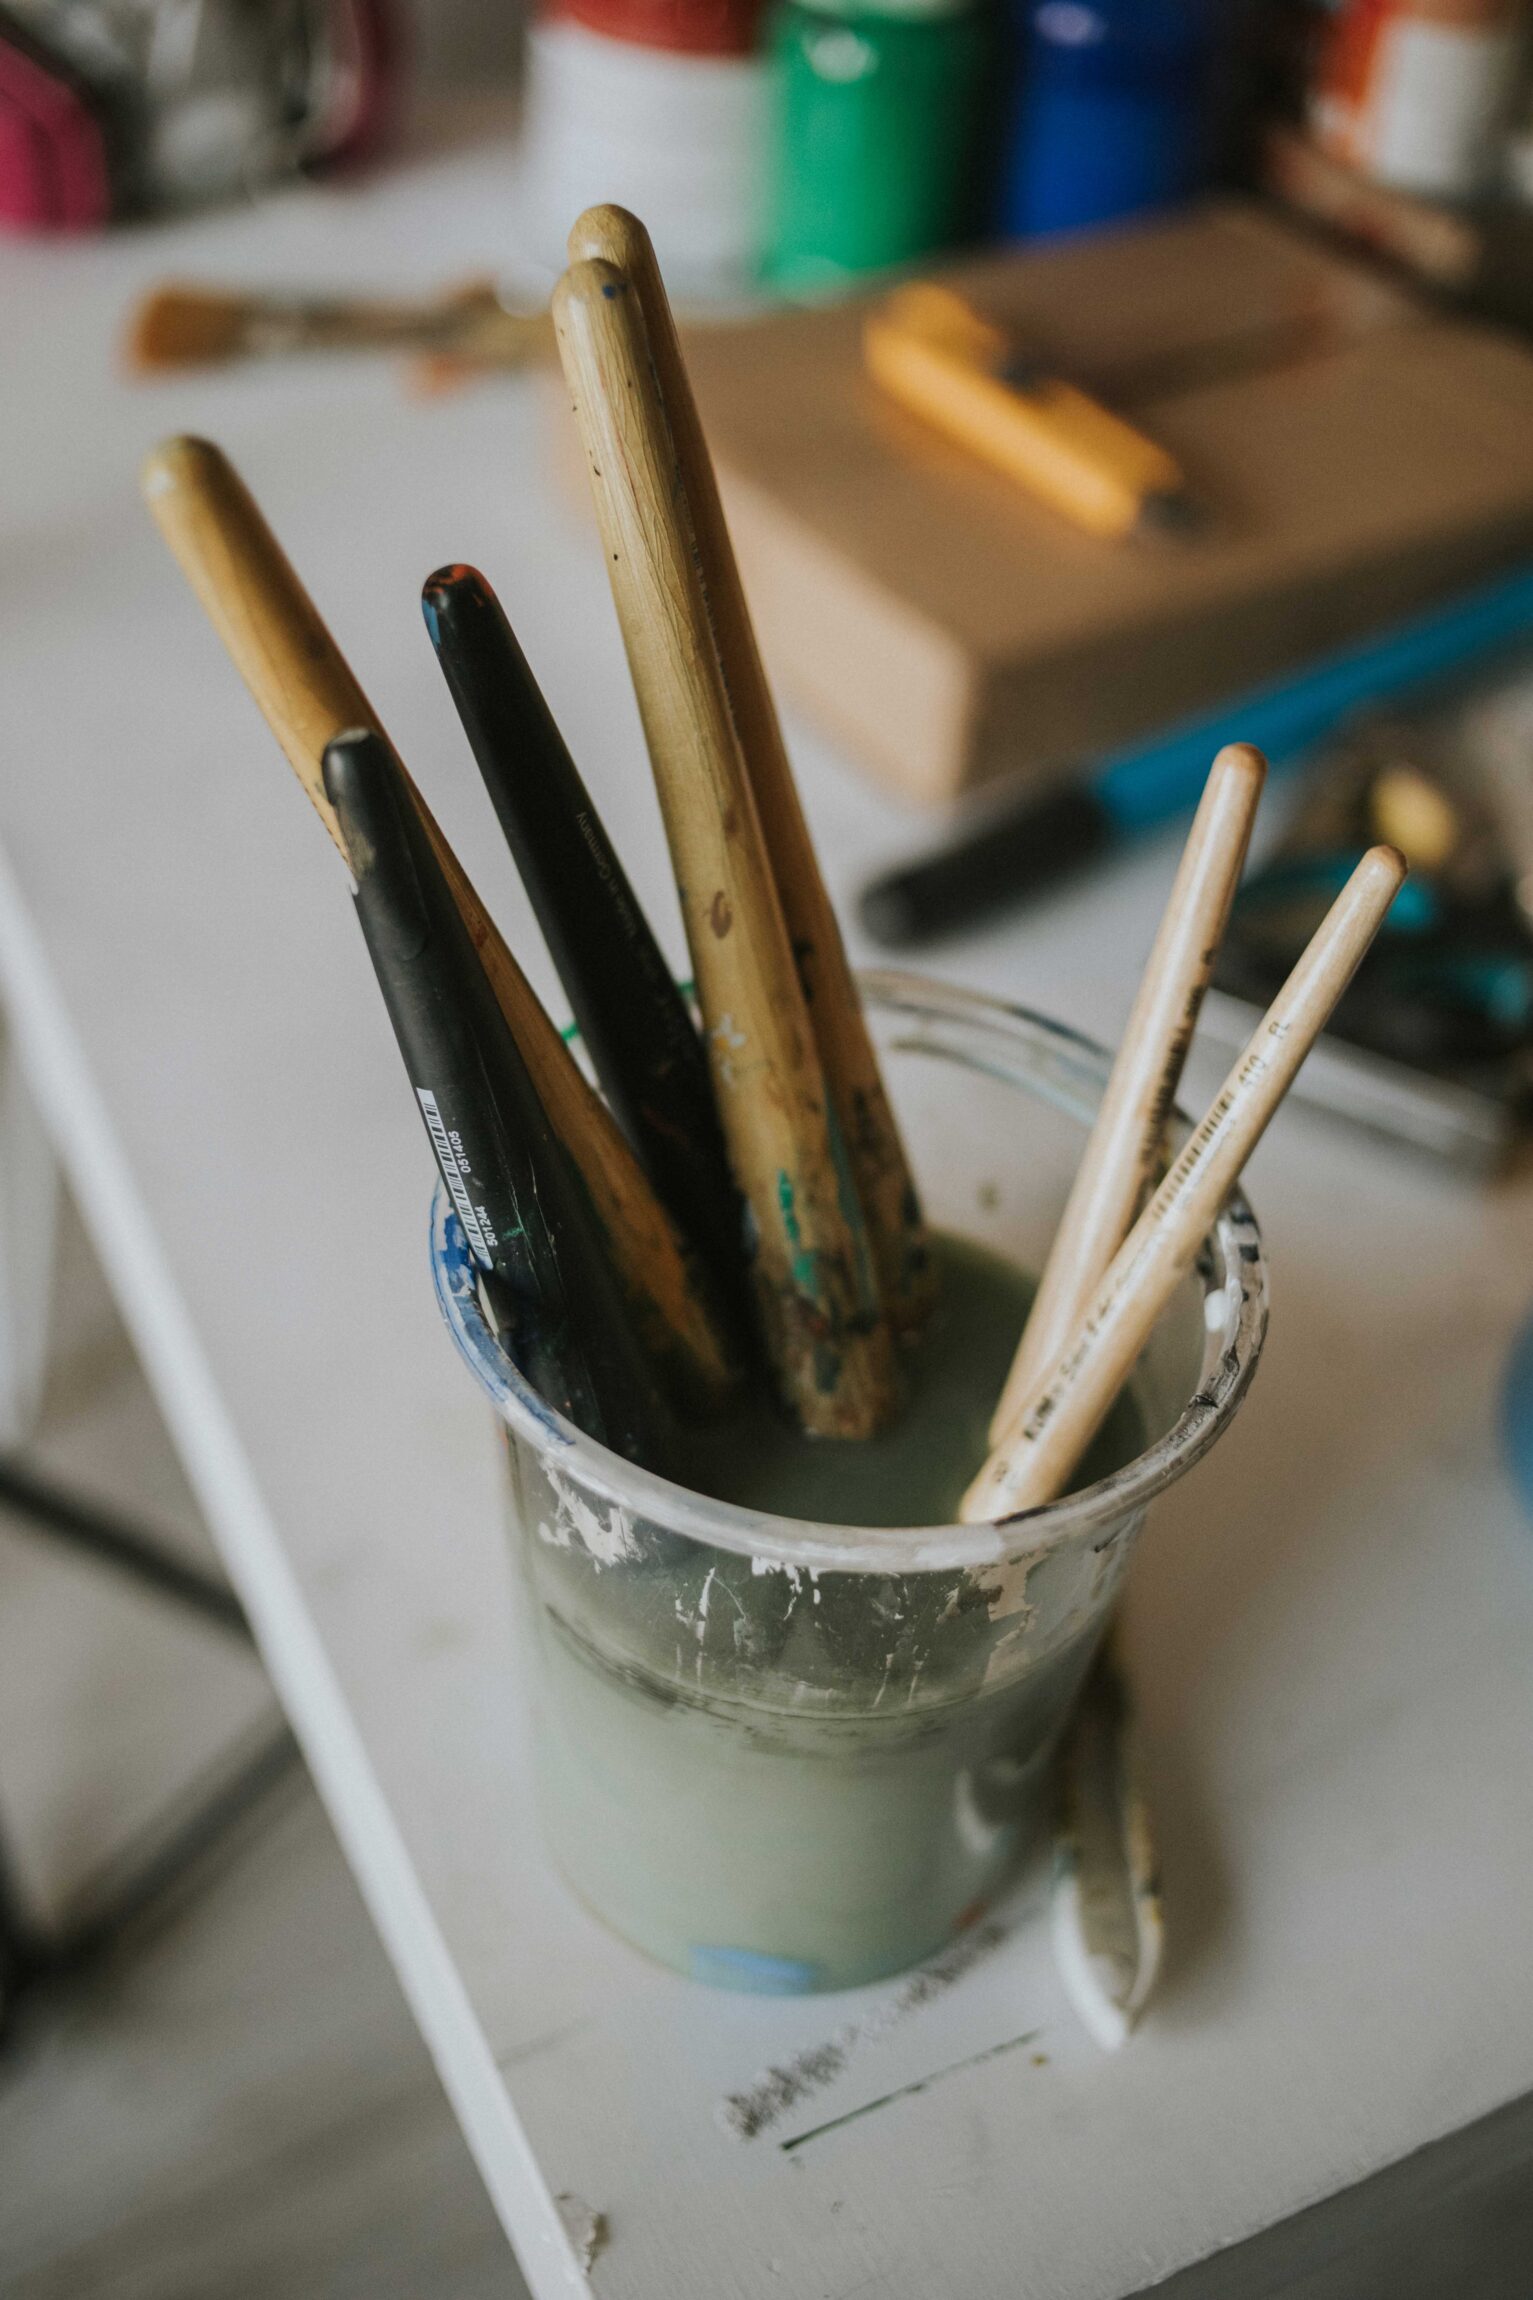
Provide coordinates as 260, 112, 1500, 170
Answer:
1049, 1635, 1163, 2051
555, 2192, 607, 2273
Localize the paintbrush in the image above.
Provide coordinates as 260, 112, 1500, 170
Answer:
324, 729, 670, 1466
962, 844, 1407, 1529
421, 563, 750, 1328
140, 436, 739, 1419
989, 743, 1266, 1443
127, 281, 552, 374
553, 258, 898, 1440
568, 204, 934, 1333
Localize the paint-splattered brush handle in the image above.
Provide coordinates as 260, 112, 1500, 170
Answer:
569, 204, 934, 1334
553, 262, 898, 1439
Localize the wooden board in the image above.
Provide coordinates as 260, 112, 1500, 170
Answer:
683, 202, 1533, 805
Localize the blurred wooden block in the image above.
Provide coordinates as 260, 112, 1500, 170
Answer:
683, 203, 1533, 806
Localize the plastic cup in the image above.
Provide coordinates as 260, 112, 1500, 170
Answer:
433, 972, 1267, 1993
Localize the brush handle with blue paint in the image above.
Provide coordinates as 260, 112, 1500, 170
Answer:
323, 729, 671, 1470
421, 564, 749, 1333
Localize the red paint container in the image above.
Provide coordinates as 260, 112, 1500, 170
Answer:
548, 0, 765, 57
1309, 0, 1523, 198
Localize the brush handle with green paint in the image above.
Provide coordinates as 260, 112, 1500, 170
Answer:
553, 258, 899, 1439
568, 205, 934, 1333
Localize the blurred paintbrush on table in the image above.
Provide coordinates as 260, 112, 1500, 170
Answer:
126, 279, 552, 377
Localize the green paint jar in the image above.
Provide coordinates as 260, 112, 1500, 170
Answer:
763, 0, 989, 293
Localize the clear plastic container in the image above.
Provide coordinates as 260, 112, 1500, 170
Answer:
433, 972, 1268, 1993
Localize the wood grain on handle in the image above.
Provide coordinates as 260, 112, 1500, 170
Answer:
568, 205, 934, 1332
962, 845, 1406, 1528
140, 435, 738, 1415
553, 263, 897, 1437
989, 743, 1266, 1445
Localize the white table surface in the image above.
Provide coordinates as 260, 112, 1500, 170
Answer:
5, 113, 1533, 2300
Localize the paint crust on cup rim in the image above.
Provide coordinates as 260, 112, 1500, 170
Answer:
431, 972, 1269, 1578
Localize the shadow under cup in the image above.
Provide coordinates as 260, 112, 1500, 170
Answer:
432, 972, 1268, 1995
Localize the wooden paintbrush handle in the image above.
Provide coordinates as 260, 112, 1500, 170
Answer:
990, 742, 1266, 1443
962, 844, 1406, 1525
553, 262, 897, 1437
142, 436, 367, 847
141, 436, 737, 1415
568, 206, 934, 1332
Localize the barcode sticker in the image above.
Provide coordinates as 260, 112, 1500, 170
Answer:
417, 1089, 491, 1263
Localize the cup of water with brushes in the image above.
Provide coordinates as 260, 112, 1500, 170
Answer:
142, 203, 1404, 2004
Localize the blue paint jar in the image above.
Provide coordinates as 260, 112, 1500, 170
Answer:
998, 0, 1215, 239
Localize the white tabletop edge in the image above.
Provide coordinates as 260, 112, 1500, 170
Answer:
0, 839, 589, 2300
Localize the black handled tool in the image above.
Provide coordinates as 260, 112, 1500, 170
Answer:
323, 727, 670, 1468
422, 564, 747, 1318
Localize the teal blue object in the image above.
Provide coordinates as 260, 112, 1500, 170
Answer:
1239, 859, 1441, 937
688, 1943, 822, 1992
1502, 1312, 1533, 1526
763, 0, 989, 294
1097, 561, 1533, 834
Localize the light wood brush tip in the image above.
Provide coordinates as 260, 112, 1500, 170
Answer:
1209, 740, 1269, 790
1357, 841, 1409, 897
553, 258, 632, 316
139, 432, 226, 503
126, 288, 253, 373
567, 204, 650, 267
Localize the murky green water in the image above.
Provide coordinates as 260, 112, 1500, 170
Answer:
525, 1232, 1147, 1992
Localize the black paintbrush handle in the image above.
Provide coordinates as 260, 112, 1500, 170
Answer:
323, 729, 669, 1468
859, 786, 1114, 949
421, 565, 747, 1313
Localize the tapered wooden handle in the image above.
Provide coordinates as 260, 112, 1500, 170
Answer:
141, 436, 738, 1414
553, 260, 896, 1437
568, 207, 933, 1331
143, 436, 366, 848
991, 743, 1266, 1442
963, 844, 1406, 1525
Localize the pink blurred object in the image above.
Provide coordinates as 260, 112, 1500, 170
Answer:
0, 18, 112, 229
322, 0, 404, 167
0, 0, 401, 235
